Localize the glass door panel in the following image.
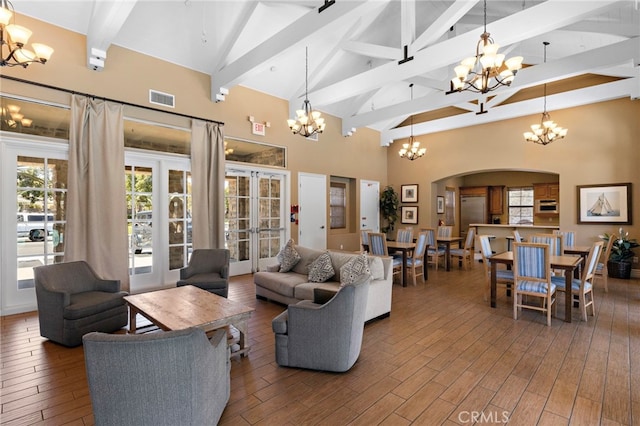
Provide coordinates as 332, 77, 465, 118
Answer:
126, 164, 156, 283
257, 174, 283, 271
225, 173, 252, 275
168, 169, 192, 270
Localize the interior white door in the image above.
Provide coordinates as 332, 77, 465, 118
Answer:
360, 180, 380, 232
298, 172, 327, 249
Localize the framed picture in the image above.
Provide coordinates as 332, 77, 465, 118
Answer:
401, 206, 418, 224
577, 182, 632, 224
401, 184, 418, 203
437, 196, 445, 214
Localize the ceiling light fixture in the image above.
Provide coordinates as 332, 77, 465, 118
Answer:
1, 103, 32, 129
287, 47, 325, 138
0, 0, 54, 67
523, 42, 567, 145
398, 84, 426, 161
447, 0, 522, 95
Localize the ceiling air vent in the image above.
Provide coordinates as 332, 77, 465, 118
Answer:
149, 90, 175, 108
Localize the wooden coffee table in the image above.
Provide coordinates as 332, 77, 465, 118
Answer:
124, 285, 255, 357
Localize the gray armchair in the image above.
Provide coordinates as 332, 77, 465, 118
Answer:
34, 261, 128, 347
271, 274, 370, 372
83, 327, 230, 426
177, 249, 230, 297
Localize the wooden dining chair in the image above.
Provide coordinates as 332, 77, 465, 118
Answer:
531, 233, 564, 276
405, 231, 428, 285
360, 229, 372, 252
396, 228, 414, 243
553, 230, 575, 247
437, 225, 453, 251
513, 229, 525, 243
478, 235, 514, 301
594, 234, 615, 293
367, 232, 402, 280
423, 228, 445, 270
450, 227, 475, 270
513, 242, 556, 326
552, 241, 603, 321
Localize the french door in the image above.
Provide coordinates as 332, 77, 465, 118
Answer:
225, 167, 289, 275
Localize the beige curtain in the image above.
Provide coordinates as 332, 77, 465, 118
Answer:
191, 120, 225, 249
65, 95, 129, 292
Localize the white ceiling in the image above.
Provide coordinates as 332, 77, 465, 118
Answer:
15, 0, 640, 145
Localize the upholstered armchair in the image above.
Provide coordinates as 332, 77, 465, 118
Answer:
84, 327, 230, 426
272, 274, 370, 372
34, 261, 128, 347
177, 249, 230, 297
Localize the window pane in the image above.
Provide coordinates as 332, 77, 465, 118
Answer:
1, 97, 70, 139
508, 188, 534, 225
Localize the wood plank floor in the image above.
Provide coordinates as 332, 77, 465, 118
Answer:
1, 261, 639, 425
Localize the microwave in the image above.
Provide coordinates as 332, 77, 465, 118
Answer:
535, 199, 559, 214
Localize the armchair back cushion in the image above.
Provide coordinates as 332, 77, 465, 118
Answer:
84, 328, 230, 426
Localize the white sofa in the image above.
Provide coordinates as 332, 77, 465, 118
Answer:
254, 245, 393, 322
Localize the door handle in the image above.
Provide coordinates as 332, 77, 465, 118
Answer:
320, 225, 325, 229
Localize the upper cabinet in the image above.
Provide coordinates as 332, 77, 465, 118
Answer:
489, 186, 504, 214
534, 183, 559, 200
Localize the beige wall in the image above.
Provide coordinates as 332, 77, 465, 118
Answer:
1, 15, 388, 252
387, 98, 640, 269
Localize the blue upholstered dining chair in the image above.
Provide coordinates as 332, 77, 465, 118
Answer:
531, 233, 564, 276
396, 228, 414, 243
554, 230, 575, 248
478, 235, 513, 302
367, 232, 402, 280
360, 229, 372, 252
450, 227, 475, 269
423, 228, 445, 270
551, 241, 603, 321
405, 231, 428, 285
594, 234, 616, 293
513, 242, 556, 326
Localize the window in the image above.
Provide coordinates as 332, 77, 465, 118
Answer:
508, 187, 534, 225
329, 182, 346, 229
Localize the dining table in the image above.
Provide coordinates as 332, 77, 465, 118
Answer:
436, 236, 463, 271
487, 251, 582, 323
564, 245, 592, 272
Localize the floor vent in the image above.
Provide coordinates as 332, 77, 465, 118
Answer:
149, 90, 175, 108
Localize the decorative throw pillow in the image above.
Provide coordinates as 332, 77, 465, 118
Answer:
368, 256, 385, 280
308, 251, 335, 283
340, 253, 371, 286
276, 239, 301, 272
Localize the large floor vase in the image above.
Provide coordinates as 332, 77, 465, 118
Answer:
607, 260, 632, 279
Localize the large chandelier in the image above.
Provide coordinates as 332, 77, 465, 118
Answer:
523, 42, 567, 145
287, 47, 325, 138
447, 0, 522, 94
398, 84, 426, 161
0, 0, 53, 67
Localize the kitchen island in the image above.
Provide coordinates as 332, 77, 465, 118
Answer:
470, 223, 560, 253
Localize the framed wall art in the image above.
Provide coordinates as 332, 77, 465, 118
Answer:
401, 184, 418, 203
577, 182, 632, 224
401, 206, 418, 224
437, 196, 445, 214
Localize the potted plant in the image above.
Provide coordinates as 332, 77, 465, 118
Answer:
380, 186, 399, 236
601, 228, 638, 279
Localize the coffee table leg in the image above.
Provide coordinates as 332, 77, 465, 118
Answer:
128, 305, 138, 334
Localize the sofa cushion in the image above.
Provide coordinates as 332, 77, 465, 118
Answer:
65, 291, 127, 320
277, 239, 301, 272
340, 253, 371, 286
368, 256, 385, 281
294, 282, 340, 301
308, 252, 335, 283
254, 271, 309, 298
292, 245, 324, 275
328, 251, 359, 283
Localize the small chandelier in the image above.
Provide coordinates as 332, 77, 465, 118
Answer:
398, 84, 426, 161
523, 42, 567, 145
2, 103, 32, 129
447, 0, 522, 95
0, 0, 54, 67
287, 47, 325, 138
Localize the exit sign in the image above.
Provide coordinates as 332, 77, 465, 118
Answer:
252, 122, 266, 136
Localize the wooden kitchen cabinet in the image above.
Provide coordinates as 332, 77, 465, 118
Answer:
533, 183, 559, 200
489, 186, 504, 214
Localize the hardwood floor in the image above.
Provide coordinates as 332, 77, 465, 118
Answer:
1, 262, 639, 425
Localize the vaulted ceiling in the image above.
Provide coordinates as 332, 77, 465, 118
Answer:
16, 0, 640, 145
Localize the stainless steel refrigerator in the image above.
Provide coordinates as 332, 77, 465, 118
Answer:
460, 196, 486, 237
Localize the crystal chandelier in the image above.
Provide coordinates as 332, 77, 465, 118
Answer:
287, 47, 325, 138
523, 42, 567, 145
0, 0, 54, 67
398, 84, 426, 161
447, 0, 522, 95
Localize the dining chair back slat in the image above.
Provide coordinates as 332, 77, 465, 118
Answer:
594, 234, 616, 293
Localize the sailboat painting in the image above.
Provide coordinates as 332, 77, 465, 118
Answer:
577, 183, 632, 224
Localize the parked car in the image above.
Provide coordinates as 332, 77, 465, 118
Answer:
17, 212, 54, 241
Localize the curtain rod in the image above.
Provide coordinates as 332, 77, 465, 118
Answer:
0, 75, 224, 126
